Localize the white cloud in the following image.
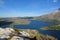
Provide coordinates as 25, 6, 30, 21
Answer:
53, 0, 58, 2
0, 0, 4, 7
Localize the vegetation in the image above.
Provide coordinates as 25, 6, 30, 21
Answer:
0, 21, 12, 26
12, 19, 30, 24
41, 24, 60, 30
48, 25, 60, 30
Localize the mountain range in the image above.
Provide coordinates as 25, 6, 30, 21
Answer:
0, 8, 60, 21
34, 8, 60, 21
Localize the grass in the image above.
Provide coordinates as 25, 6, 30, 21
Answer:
12, 19, 30, 24
48, 25, 60, 30
41, 24, 60, 30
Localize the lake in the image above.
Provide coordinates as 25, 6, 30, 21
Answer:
0, 20, 60, 40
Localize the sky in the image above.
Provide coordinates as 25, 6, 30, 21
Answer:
0, 0, 60, 17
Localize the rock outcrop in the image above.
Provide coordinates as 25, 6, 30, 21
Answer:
0, 28, 57, 40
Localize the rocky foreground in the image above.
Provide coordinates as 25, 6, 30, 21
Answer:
0, 28, 57, 40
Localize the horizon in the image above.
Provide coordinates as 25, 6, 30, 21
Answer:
0, 0, 60, 17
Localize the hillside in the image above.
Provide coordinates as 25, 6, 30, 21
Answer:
34, 8, 60, 21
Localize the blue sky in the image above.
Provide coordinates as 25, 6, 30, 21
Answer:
0, 0, 60, 17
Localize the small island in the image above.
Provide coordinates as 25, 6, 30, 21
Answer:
40, 24, 60, 30
12, 19, 30, 25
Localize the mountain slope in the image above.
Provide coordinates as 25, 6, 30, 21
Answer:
34, 8, 60, 21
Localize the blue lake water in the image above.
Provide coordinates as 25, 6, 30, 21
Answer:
0, 20, 60, 40
14, 20, 55, 29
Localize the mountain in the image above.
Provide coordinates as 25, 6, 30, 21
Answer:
34, 8, 60, 21
0, 8, 60, 21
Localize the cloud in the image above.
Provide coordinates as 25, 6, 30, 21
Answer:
53, 0, 58, 2
0, 0, 4, 7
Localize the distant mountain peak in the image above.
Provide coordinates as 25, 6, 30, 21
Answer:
35, 8, 60, 21
58, 8, 60, 11
54, 8, 60, 13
